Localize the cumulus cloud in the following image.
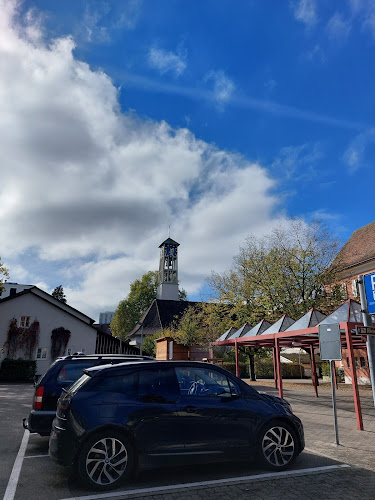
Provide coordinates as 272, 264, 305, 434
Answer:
0, 0, 281, 319
148, 46, 187, 77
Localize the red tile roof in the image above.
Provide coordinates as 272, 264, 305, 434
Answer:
334, 221, 375, 270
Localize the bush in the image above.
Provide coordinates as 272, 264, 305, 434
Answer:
218, 359, 304, 379
0, 358, 37, 381
255, 359, 304, 379
221, 362, 249, 378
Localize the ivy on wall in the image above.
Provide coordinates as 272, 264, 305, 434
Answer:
51, 327, 71, 360
21, 320, 40, 359
4, 318, 40, 360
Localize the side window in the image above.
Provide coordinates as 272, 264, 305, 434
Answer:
90, 373, 137, 398
138, 367, 178, 403
56, 362, 97, 385
175, 367, 235, 397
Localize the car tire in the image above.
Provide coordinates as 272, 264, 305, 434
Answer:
256, 420, 297, 471
77, 430, 134, 491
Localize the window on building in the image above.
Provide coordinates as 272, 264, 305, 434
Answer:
10, 288, 17, 297
20, 316, 31, 328
360, 357, 366, 368
355, 357, 359, 368
36, 348, 48, 359
347, 358, 350, 368
351, 280, 359, 298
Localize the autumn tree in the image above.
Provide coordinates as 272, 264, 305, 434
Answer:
52, 285, 67, 303
164, 302, 236, 357
208, 219, 342, 323
0, 257, 9, 294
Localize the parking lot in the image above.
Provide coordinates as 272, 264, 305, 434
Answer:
2, 380, 375, 499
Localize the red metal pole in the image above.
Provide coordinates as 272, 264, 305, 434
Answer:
273, 346, 278, 388
275, 338, 283, 399
310, 344, 319, 397
345, 325, 363, 430
235, 339, 240, 378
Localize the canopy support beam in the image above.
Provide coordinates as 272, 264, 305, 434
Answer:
310, 344, 319, 397
345, 325, 363, 430
235, 339, 239, 378
275, 338, 283, 399
273, 347, 278, 388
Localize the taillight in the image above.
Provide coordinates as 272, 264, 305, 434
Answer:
34, 386, 44, 410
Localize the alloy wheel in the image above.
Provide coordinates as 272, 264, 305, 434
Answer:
85, 437, 128, 486
261, 426, 295, 467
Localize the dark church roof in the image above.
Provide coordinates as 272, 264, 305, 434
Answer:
159, 238, 180, 247
127, 299, 200, 338
334, 220, 375, 271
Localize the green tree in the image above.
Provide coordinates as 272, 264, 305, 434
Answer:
111, 270, 188, 340
168, 302, 236, 351
0, 257, 9, 294
111, 271, 158, 339
208, 219, 342, 323
141, 333, 160, 357
52, 285, 67, 303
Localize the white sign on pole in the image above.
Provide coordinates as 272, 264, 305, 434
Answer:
318, 324, 342, 361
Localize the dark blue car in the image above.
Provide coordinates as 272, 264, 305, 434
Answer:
49, 360, 304, 491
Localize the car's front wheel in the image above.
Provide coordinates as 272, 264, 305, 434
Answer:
257, 420, 297, 471
77, 430, 134, 490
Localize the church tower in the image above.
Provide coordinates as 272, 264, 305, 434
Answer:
157, 237, 180, 300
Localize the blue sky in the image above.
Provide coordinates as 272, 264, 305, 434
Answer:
1, 0, 374, 320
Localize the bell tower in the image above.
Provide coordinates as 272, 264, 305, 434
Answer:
157, 237, 180, 300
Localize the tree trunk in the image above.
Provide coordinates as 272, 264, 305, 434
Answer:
249, 352, 256, 381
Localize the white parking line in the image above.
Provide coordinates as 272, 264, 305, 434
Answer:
60, 464, 350, 500
3, 429, 30, 500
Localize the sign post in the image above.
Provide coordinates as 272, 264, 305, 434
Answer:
358, 274, 375, 407
319, 324, 342, 445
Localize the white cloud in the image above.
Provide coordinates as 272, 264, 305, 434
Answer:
0, 0, 284, 320
343, 129, 375, 173
204, 70, 235, 107
80, 1, 142, 43
272, 144, 322, 181
148, 46, 187, 77
326, 12, 351, 41
290, 0, 318, 27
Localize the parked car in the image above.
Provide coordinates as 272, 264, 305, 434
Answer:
23, 353, 155, 436
49, 360, 304, 491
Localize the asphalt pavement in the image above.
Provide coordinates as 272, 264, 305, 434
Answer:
1, 379, 375, 499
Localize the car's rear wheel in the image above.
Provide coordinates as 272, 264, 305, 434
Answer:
257, 420, 297, 471
77, 430, 133, 490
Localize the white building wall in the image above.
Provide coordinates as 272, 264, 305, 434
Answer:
0, 283, 34, 298
0, 293, 97, 375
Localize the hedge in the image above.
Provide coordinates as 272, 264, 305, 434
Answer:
218, 359, 304, 379
0, 358, 37, 381
221, 362, 249, 378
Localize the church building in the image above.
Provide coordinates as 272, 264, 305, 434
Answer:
127, 237, 200, 350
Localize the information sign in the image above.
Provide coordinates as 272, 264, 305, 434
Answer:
364, 273, 375, 315
318, 324, 342, 361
